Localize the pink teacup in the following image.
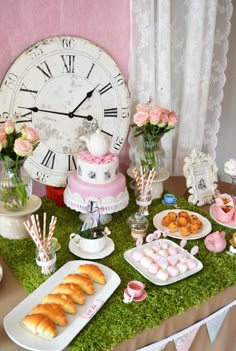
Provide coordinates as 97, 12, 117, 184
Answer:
127, 280, 145, 298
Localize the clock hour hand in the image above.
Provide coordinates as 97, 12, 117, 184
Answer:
18, 106, 93, 121
71, 84, 99, 115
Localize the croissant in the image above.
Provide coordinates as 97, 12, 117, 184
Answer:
22, 313, 57, 338
53, 283, 85, 305
32, 303, 68, 326
63, 273, 95, 295
78, 264, 106, 285
42, 293, 76, 314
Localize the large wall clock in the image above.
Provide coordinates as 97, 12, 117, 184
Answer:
0, 36, 130, 187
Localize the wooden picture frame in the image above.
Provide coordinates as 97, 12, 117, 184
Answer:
183, 148, 218, 206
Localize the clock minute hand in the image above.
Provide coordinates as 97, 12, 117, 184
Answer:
71, 84, 99, 115
18, 106, 93, 121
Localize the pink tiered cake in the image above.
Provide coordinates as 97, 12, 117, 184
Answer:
64, 131, 129, 214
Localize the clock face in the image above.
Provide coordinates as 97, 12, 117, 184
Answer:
0, 36, 130, 186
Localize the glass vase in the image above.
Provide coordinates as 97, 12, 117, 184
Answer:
0, 160, 32, 211
135, 136, 165, 174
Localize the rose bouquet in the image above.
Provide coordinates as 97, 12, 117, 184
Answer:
132, 102, 178, 172
0, 119, 39, 210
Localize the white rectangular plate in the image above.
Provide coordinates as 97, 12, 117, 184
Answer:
153, 209, 212, 240
124, 239, 203, 286
3, 260, 121, 351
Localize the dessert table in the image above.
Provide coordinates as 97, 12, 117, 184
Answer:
0, 176, 236, 351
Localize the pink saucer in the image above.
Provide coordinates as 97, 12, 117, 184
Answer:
124, 288, 147, 302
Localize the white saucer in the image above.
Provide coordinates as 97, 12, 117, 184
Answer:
0, 264, 3, 283
69, 237, 115, 259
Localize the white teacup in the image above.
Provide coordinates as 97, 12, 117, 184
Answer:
70, 233, 106, 253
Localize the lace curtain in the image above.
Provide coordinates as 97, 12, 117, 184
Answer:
128, 0, 233, 175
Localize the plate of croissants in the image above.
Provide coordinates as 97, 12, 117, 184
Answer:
153, 209, 212, 240
3, 261, 120, 351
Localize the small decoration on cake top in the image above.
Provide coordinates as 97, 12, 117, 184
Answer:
228, 232, 236, 254
80, 129, 111, 156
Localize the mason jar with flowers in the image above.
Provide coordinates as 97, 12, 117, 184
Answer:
132, 102, 178, 174
0, 119, 39, 211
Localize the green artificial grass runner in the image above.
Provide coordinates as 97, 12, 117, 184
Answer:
1, 182, 236, 351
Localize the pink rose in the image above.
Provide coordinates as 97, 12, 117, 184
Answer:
168, 112, 178, 128
4, 120, 15, 134
14, 138, 33, 157
133, 111, 149, 127
136, 103, 151, 113
22, 126, 39, 143
0, 132, 7, 147
149, 110, 161, 125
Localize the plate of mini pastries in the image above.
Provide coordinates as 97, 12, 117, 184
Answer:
3, 260, 121, 351
153, 209, 212, 240
124, 239, 203, 286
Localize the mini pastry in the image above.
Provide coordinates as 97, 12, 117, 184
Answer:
42, 294, 76, 314
180, 226, 191, 236
156, 269, 168, 281
177, 216, 188, 227
22, 313, 57, 338
32, 303, 68, 326
53, 283, 85, 304
178, 211, 189, 220
77, 264, 106, 285
64, 273, 95, 294
158, 249, 168, 257
157, 256, 168, 270
167, 246, 178, 255
161, 242, 169, 250
167, 266, 179, 277
188, 214, 199, 224
177, 262, 188, 273
152, 242, 161, 252
189, 223, 201, 234
148, 263, 159, 274
167, 254, 179, 266
151, 253, 160, 263
140, 256, 152, 268
132, 251, 144, 262
168, 212, 177, 222
143, 247, 154, 257
168, 222, 178, 233
186, 259, 197, 270
161, 215, 171, 227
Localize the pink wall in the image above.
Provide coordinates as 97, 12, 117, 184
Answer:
0, 0, 130, 196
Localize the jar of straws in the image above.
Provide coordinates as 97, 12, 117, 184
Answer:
24, 213, 57, 275
132, 166, 156, 216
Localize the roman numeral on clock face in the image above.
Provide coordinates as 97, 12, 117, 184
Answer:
41, 149, 56, 169
36, 61, 53, 82
86, 63, 95, 79
61, 55, 75, 73
20, 83, 38, 98
101, 129, 113, 137
68, 154, 77, 171
104, 108, 117, 118
99, 82, 112, 95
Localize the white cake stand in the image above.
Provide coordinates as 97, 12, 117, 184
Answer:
127, 167, 170, 200
0, 195, 42, 239
64, 186, 129, 224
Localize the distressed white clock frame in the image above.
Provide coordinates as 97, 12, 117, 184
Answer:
0, 36, 130, 187
183, 148, 218, 207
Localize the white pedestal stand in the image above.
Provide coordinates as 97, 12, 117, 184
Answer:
0, 195, 42, 239
79, 212, 112, 225
127, 167, 170, 200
